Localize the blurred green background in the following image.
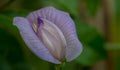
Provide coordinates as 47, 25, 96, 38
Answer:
0, 0, 119, 70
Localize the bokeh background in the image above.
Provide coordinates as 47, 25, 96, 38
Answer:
0, 0, 120, 70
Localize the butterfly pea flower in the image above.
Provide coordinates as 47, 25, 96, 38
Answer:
13, 7, 83, 64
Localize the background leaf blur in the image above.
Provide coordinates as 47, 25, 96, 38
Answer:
0, 0, 119, 70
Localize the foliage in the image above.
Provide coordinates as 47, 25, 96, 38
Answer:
0, 0, 112, 70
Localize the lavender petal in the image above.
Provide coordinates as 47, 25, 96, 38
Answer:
27, 7, 83, 61
13, 17, 61, 64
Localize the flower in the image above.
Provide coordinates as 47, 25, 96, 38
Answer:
13, 7, 83, 64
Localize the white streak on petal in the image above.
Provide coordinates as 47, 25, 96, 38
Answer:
38, 18, 66, 60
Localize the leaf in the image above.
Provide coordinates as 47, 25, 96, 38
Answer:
41, 0, 79, 17
0, 11, 31, 69
0, 56, 11, 70
56, 0, 79, 17
74, 18, 107, 65
83, 0, 101, 16
20, 0, 41, 10
75, 45, 101, 66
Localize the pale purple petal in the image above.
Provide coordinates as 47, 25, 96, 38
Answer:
27, 7, 83, 61
13, 17, 61, 64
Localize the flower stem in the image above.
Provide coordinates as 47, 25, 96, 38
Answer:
54, 62, 65, 70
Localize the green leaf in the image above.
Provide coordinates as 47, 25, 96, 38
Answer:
83, 0, 101, 16
0, 9, 29, 36
56, 0, 79, 17
20, 0, 41, 10
0, 11, 31, 70
0, 14, 17, 34
41, 0, 79, 17
0, 28, 29, 70
75, 45, 101, 66
74, 18, 107, 65
1, 9, 29, 17
0, 56, 11, 70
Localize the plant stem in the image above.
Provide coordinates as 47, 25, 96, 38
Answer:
54, 62, 65, 70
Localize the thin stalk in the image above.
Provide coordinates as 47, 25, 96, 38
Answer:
102, 0, 114, 70
54, 62, 65, 70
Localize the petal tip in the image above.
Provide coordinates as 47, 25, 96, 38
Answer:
13, 17, 25, 25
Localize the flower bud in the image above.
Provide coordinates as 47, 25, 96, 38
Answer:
13, 7, 83, 64
33, 17, 67, 60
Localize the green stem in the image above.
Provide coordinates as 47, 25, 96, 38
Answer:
54, 62, 65, 70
